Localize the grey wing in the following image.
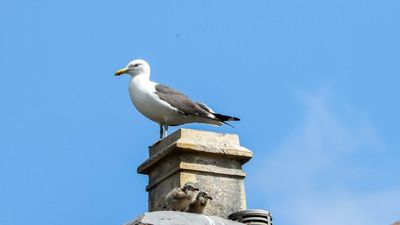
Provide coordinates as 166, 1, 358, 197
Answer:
196, 102, 216, 114
155, 84, 215, 119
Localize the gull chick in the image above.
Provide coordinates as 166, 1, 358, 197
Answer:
164, 183, 199, 211
186, 191, 213, 214
115, 59, 240, 139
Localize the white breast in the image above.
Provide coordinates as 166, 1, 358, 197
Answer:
128, 77, 185, 125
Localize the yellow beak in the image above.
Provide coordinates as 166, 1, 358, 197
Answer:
115, 68, 128, 76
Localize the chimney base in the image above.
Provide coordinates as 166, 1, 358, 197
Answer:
138, 129, 253, 218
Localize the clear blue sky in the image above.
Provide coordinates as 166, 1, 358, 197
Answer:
1, 1, 399, 225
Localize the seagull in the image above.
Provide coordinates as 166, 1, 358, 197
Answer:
164, 182, 199, 211
115, 59, 239, 139
186, 191, 213, 214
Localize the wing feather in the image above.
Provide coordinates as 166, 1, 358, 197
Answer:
155, 84, 215, 119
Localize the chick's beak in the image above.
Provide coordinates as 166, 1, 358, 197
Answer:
115, 68, 128, 76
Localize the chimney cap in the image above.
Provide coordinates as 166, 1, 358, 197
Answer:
138, 128, 252, 174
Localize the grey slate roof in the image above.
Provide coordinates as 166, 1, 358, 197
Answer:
124, 211, 244, 225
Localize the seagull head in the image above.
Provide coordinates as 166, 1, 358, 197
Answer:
197, 191, 212, 206
115, 59, 150, 77
182, 182, 199, 193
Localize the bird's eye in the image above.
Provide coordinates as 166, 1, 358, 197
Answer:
134, 64, 139, 67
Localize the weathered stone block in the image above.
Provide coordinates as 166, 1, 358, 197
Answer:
137, 129, 252, 218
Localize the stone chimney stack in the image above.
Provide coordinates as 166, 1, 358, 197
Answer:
138, 128, 253, 218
